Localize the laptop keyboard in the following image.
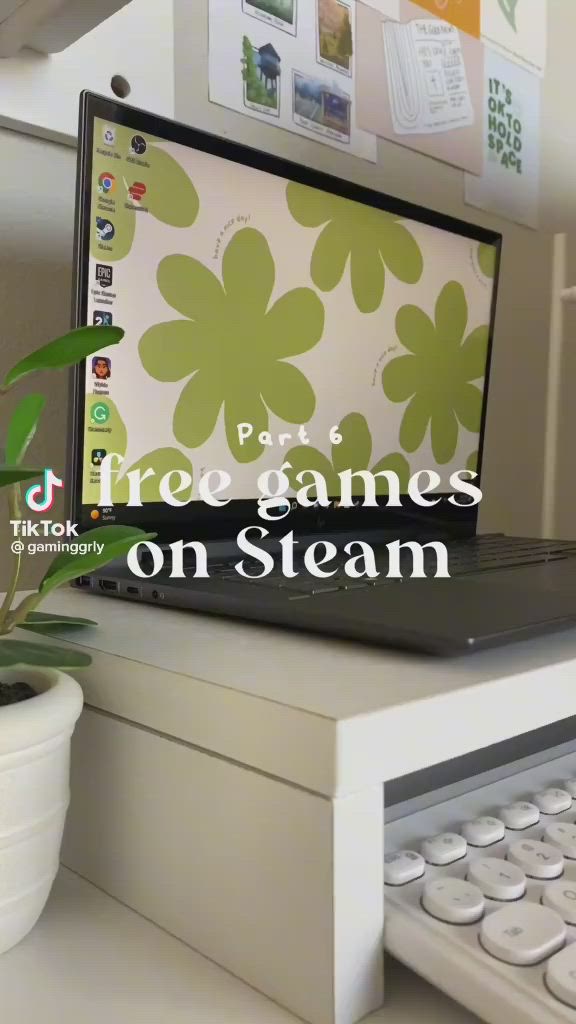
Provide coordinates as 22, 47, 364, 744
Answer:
209, 536, 576, 599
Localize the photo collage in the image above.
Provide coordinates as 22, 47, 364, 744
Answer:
209, 0, 377, 160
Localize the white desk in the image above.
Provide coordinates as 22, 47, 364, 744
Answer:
27, 590, 576, 1024
2, 869, 479, 1024
37, 589, 576, 795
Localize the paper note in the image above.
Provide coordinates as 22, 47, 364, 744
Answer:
383, 17, 474, 134
482, 0, 547, 76
412, 0, 480, 37
356, 0, 483, 172
208, 0, 377, 162
465, 50, 540, 229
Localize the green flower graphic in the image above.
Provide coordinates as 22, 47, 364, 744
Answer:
286, 182, 423, 314
285, 412, 410, 498
83, 397, 193, 505
91, 122, 199, 262
478, 243, 497, 279
139, 228, 325, 463
382, 282, 488, 465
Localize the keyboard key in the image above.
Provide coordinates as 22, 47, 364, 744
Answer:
507, 840, 564, 880
547, 944, 576, 1008
384, 850, 425, 887
480, 903, 566, 966
461, 817, 505, 848
421, 833, 467, 866
499, 801, 540, 830
544, 822, 576, 860
542, 881, 576, 925
533, 789, 573, 815
467, 857, 526, 901
562, 779, 576, 799
422, 878, 484, 925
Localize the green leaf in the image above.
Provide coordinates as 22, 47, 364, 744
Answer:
39, 526, 156, 595
6, 394, 46, 464
0, 466, 42, 488
0, 639, 92, 669
3, 326, 124, 389
478, 243, 497, 279
18, 611, 98, 635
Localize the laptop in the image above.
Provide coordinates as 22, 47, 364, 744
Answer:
70, 92, 576, 655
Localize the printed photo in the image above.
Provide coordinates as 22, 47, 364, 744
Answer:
242, 0, 297, 36
293, 71, 351, 141
317, 0, 353, 76
242, 35, 281, 117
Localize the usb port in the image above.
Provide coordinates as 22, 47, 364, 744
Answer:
126, 586, 140, 596
99, 579, 118, 592
77, 576, 92, 588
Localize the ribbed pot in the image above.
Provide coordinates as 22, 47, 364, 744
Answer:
0, 668, 83, 954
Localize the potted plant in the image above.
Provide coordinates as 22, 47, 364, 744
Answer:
0, 324, 153, 954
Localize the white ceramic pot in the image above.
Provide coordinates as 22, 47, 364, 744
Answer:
0, 668, 83, 954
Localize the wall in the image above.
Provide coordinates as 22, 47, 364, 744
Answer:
1, 0, 576, 597
0, 0, 174, 143
175, 0, 575, 539
541, 5, 576, 539
554, 244, 576, 539
0, 127, 76, 589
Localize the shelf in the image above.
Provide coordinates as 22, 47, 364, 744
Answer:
0, 868, 477, 1024
0, 0, 173, 144
29, 587, 576, 796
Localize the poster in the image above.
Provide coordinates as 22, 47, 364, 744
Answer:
356, 0, 483, 173
482, 0, 547, 77
465, 50, 541, 229
383, 18, 474, 134
209, 0, 377, 162
412, 0, 480, 38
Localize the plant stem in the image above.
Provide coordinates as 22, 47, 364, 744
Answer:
0, 484, 22, 633
5, 590, 43, 632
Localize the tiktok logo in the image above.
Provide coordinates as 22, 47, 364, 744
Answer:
25, 468, 64, 513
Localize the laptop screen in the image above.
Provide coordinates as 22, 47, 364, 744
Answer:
72, 94, 501, 541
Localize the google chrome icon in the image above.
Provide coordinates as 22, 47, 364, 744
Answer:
98, 172, 116, 195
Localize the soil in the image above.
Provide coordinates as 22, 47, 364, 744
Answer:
0, 681, 37, 706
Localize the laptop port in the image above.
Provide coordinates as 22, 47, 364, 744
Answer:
126, 586, 140, 596
77, 576, 92, 588
99, 579, 118, 592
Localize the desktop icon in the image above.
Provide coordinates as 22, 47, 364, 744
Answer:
96, 217, 115, 242
91, 448, 107, 466
98, 171, 116, 195
127, 181, 147, 203
25, 468, 64, 513
95, 264, 113, 289
93, 310, 113, 327
92, 356, 112, 380
130, 134, 147, 156
91, 402, 110, 425
103, 124, 116, 146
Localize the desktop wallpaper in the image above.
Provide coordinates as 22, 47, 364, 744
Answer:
82, 116, 498, 505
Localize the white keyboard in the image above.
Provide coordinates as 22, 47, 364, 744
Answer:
384, 747, 576, 1024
